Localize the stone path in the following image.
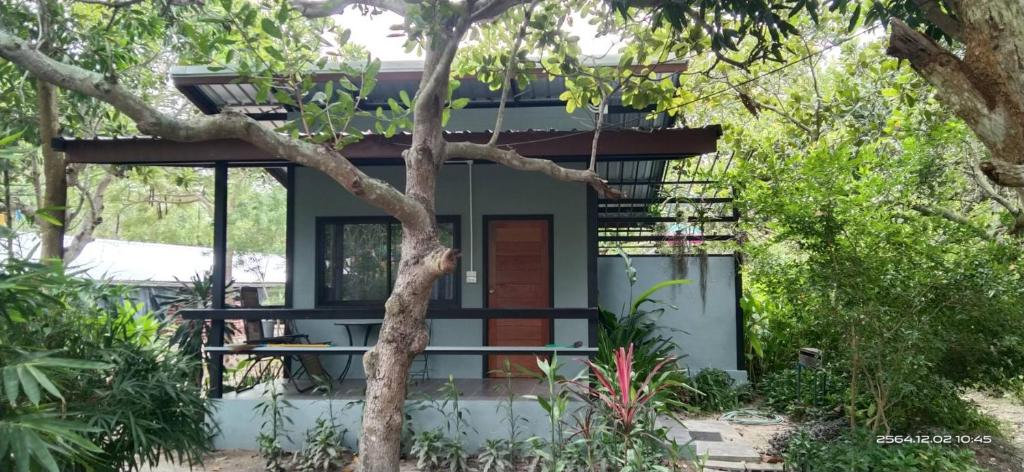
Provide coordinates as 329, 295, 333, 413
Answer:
663, 417, 784, 471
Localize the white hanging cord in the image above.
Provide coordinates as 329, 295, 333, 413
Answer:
467, 160, 474, 271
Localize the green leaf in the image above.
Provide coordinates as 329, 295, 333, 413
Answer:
25, 433, 59, 472
4, 367, 20, 405
631, 279, 691, 315
260, 18, 283, 39
0, 129, 24, 147
27, 367, 62, 402
17, 367, 40, 406
450, 97, 470, 110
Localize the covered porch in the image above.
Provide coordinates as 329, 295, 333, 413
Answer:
56, 125, 731, 399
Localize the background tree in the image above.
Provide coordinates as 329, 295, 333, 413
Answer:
0, 0, 192, 262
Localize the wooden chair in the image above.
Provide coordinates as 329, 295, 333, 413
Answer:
237, 287, 333, 393
234, 287, 309, 391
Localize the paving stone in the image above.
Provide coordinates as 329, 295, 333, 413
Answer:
693, 441, 761, 462
703, 460, 785, 471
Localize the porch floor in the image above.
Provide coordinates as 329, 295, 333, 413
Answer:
224, 377, 560, 401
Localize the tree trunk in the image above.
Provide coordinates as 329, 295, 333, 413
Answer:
357, 35, 457, 471
886, 0, 1024, 189
37, 79, 65, 260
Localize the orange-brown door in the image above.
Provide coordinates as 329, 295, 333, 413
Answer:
486, 218, 551, 377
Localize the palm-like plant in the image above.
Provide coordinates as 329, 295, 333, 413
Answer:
157, 271, 235, 387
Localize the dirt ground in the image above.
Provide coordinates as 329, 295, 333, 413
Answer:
967, 391, 1024, 472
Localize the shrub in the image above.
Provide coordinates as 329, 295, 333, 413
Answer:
293, 418, 346, 472
759, 367, 848, 417
558, 345, 688, 471
0, 259, 214, 472
689, 368, 745, 412
784, 428, 986, 472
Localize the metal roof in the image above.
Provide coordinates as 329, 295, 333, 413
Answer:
170, 59, 688, 129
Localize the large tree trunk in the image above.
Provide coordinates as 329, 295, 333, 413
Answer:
37, 79, 66, 260
886, 1, 1024, 189
357, 36, 458, 471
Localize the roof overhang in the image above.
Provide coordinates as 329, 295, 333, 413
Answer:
55, 126, 722, 166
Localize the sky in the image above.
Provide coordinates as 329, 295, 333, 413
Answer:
334, 9, 621, 61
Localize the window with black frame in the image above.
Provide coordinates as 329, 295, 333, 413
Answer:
317, 216, 460, 306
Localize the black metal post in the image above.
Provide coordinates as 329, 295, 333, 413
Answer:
284, 165, 295, 308
209, 162, 229, 398
586, 188, 599, 348
735, 252, 745, 371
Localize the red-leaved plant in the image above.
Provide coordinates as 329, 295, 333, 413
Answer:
578, 343, 678, 435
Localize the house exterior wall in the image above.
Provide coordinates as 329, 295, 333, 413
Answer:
291, 164, 589, 378
597, 255, 745, 380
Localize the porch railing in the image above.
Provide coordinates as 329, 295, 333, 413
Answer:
179, 307, 600, 398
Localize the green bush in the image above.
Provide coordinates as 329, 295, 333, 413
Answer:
784, 429, 986, 472
759, 367, 848, 416
0, 259, 214, 471
689, 368, 745, 412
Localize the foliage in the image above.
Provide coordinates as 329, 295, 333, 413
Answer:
491, 359, 528, 465
292, 418, 346, 472
759, 367, 849, 418
255, 380, 293, 472
410, 376, 471, 472
158, 271, 236, 388
411, 429, 469, 472
598, 252, 692, 403
689, 368, 745, 413
683, 24, 1024, 434
783, 428, 986, 472
0, 351, 108, 472
476, 439, 514, 472
0, 259, 214, 471
559, 345, 686, 472
525, 354, 572, 470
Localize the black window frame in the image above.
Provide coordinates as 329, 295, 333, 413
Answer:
315, 215, 461, 308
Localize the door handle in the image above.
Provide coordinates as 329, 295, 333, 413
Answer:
488, 289, 495, 294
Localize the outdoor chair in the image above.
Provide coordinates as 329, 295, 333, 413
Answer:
289, 351, 336, 394
234, 287, 314, 391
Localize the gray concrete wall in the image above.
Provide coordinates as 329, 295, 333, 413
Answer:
597, 255, 743, 377
210, 395, 578, 452
292, 164, 589, 378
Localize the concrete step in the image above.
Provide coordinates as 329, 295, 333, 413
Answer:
692, 440, 760, 462
702, 460, 785, 471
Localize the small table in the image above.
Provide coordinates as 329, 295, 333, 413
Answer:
333, 320, 383, 381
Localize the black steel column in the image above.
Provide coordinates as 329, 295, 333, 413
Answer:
209, 162, 229, 398
586, 188, 599, 347
734, 252, 745, 371
284, 165, 296, 308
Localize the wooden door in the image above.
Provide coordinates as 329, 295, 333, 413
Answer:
486, 218, 551, 377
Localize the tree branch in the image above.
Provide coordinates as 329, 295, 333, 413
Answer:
73, 0, 145, 7
0, 28, 431, 230
971, 162, 1021, 214
911, 204, 994, 240
887, 18, 1024, 187
910, 0, 963, 42
488, 0, 538, 146
64, 170, 115, 263
470, 0, 523, 22
290, 0, 407, 17
446, 141, 623, 198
